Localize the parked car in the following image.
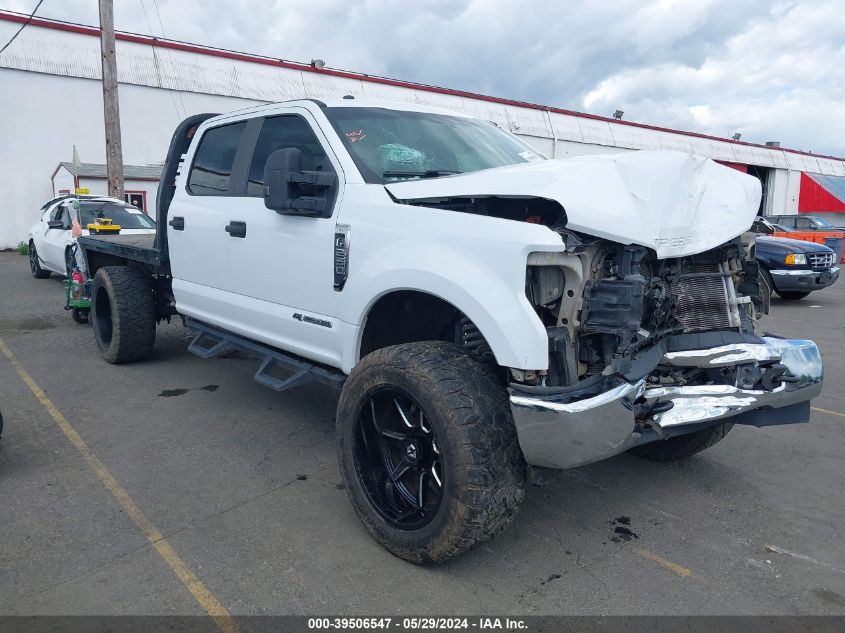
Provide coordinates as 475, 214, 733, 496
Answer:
755, 235, 840, 300
767, 214, 845, 231
752, 217, 793, 234
78, 101, 823, 564
28, 196, 156, 278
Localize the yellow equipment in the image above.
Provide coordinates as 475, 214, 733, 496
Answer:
87, 217, 122, 235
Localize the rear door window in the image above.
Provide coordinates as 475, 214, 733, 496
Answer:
188, 122, 247, 195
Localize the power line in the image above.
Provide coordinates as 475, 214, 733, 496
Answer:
138, 0, 185, 119
150, 0, 187, 117
0, 0, 45, 56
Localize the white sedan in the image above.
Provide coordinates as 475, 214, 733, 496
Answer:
28, 195, 156, 278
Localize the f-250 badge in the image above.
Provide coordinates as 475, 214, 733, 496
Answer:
292, 313, 333, 329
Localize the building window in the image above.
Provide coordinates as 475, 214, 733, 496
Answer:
124, 190, 147, 213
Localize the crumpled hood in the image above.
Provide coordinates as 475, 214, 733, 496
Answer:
385, 150, 762, 259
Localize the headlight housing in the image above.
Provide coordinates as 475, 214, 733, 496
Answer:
785, 253, 807, 265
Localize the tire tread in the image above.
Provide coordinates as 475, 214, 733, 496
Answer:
91, 266, 156, 363
337, 341, 526, 564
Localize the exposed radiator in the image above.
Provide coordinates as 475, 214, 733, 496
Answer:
671, 263, 740, 333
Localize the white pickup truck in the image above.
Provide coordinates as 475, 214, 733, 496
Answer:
79, 99, 823, 564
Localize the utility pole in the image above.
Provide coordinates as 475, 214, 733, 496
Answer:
98, 0, 124, 198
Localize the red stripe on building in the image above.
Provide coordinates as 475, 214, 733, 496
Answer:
798, 173, 845, 213
716, 161, 748, 173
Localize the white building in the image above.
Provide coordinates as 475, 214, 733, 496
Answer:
2, 9, 845, 249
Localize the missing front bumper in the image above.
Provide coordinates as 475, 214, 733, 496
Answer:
509, 337, 823, 469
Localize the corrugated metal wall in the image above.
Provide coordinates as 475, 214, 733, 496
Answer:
2, 16, 843, 176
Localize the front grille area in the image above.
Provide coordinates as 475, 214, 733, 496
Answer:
809, 252, 835, 269
670, 263, 734, 332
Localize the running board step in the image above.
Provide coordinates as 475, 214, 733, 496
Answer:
186, 319, 346, 392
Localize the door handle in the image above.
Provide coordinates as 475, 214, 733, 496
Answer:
169, 216, 185, 231
225, 221, 247, 238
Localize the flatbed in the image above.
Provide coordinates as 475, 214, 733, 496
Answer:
77, 233, 164, 269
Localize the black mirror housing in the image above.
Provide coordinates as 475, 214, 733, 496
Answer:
263, 148, 336, 218
47, 220, 65, 229
263, 148, 301, 212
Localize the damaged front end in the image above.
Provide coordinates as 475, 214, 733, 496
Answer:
512, 231, 822, 470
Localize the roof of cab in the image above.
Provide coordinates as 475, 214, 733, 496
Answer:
205, 98, 473, 125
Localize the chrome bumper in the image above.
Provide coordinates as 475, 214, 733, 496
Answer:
509, 338, 823, 469
769, 267, 839, 291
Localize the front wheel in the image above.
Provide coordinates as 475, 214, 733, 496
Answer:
337, 341, 527, 564
29, 242, 50, 279
776, 290, 811, 300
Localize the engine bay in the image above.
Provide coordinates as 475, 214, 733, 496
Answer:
524, 230, 770, 390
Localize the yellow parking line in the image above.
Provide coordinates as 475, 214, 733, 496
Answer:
812, 406, 845, 419
0, 338, 238, 633
630, 546, 693, 578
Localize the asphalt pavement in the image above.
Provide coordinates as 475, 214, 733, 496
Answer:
1, 250, 844, 616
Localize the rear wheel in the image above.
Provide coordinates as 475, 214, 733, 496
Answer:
337, 341, 526, 564
91, 266, 156, 363
65, 247, 76, 278
29, 242, 50, 279
776, 290, 810, 300
631, 422, 733, 462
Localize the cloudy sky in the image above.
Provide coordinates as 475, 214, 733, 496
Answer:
5, 0, 845, 156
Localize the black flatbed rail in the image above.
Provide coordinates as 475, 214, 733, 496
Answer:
78, 113, 220, 277
77, 234, 163, 268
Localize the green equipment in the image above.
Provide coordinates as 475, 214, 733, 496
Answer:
64, 243, 90, 324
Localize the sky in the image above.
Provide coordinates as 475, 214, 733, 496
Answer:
4, 0, 845, 157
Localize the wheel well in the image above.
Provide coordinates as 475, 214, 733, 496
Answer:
359, 290, 490, 361
85, 251, 130, 278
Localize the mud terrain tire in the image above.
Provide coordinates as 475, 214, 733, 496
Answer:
91, 266, 156, 364
337, 341, 527, 564
631, 422, 733, 462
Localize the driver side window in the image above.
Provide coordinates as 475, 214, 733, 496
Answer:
246, 115, 334, 197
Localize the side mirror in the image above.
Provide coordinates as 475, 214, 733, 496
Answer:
47, 220, 64, 230
263, 148, 336, 218
751, 219, 773, 235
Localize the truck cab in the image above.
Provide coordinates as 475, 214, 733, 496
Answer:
166, 99, 557, 374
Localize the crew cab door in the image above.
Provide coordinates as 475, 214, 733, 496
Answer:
169, 109, 346, 368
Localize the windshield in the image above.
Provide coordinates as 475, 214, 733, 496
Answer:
323, 107, 545, 184
814, 216, 834, 227
79, 201, 156, 229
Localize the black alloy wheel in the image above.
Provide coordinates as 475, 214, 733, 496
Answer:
354, 389, 443, 530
